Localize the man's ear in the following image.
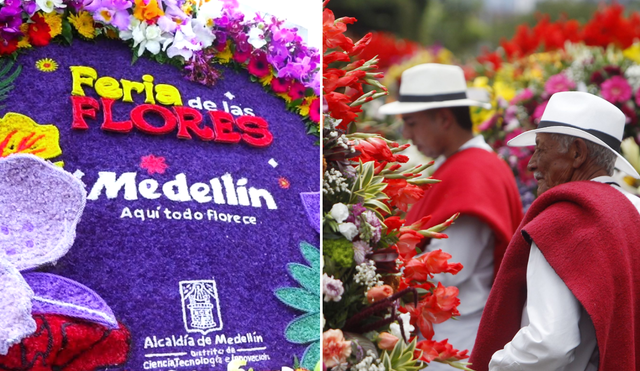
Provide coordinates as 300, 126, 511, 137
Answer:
571, 138, 589, 169
439, 108, 455, 130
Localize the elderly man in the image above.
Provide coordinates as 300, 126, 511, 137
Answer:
470, 91, 640, 371
379, 64, 523, 365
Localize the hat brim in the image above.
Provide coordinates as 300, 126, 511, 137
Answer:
378, 99, 491, 115
507, 126, 640, 179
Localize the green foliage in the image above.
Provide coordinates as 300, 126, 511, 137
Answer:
0, 59, 21, 111
323, 238, 355, 268
349, 161, 390, 219
381, 339, 422, 371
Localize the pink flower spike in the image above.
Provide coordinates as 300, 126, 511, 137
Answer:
140, 154, 168, 175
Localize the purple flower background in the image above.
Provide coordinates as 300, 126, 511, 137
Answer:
4, 39, 319, 370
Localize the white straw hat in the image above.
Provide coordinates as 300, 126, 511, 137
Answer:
378, 63, 491, 115
508, 91, 640, 179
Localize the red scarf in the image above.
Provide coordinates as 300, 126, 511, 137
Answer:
470, 181, 640, 371
406, 147, 523, 277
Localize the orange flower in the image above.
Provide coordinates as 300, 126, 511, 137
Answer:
133, 0, 164, 21
366, 285, 393, 303
377, 332, 399, 351
322, 329, 351, 368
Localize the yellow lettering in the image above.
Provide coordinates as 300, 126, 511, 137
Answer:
142, 74, 155, 104
95, 76, 123, 100
155, 84, 183, 106
121, 79, 145, 103
70, 66, 97, 96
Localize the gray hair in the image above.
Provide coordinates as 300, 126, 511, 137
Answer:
549, 133, 616, 175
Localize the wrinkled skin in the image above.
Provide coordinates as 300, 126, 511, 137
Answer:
527, 133, 576, 195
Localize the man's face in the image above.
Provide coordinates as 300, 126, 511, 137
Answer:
401, 110, 446, 158
527, 133, 575, 195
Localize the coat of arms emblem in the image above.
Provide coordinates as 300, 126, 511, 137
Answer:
180, 279, 223, 334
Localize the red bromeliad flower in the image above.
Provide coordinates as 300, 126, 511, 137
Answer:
27, 13, 51, 47
415, 338, 469, 363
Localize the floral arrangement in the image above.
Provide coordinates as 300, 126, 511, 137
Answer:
0, 0, 320, 133
468, 4, 640, 207
322, 3, 471, 370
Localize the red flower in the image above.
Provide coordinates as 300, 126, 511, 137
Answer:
140, 154, 168, 174
309, 97, 320, 123
233, 48, 251, 64
247, 51, 270, 78
0, 38, 18, 56
28, 13, 51, 47
384, 216, 405, 231
270, 77, 292, 94
383, 178, 425, 213
322, 4, 355, 54
395, 229, 424, 260
288, 81, 306, 100
415, 339, 469, 363
423, 249, 463, 276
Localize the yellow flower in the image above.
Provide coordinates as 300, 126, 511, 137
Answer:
473, 76, 489, 89
35, 58, 58, 72
68, 11, 96, 39
298, 97, 314, 117
277, 92, 292, 103
17, 24, 31, 48
133, 0, 164, 21
216, 42, 233, 64
43, 11, 62, 37
623, 43, 640, 64
259, 67, 275, 86
493, 80, 516, 102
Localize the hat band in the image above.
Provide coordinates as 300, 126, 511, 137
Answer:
538, 120, 621, 153
399, 91, 467, 103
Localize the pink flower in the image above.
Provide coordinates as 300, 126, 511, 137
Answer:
544, 73, 575, 95
323, 329, 351, 368
635, 86, 640, 106
140, 155, 168, 174
601, 76, 632, 103
309, 97, 320, 123
532, 101, 549, 123
377, 332, 400, 351
511, 88, 534, 104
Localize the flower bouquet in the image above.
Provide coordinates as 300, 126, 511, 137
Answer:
323, 2, 472, 370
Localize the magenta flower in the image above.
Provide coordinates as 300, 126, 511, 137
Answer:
511, 88, 534, 104
635, 86, 640, 107
544, 73, 576, 95
140, 155, 168, 175
532, 100, 549, 123
601, 76, 632, 103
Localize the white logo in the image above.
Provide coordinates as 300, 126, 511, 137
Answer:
180, 279, 223, 334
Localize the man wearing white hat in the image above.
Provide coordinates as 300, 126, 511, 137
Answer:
470, 91, 640, 371
379, 63, 524, 366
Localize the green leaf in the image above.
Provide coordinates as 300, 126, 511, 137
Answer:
131, 51, 140, 65
61, 20, 73, 45
299, 241, 320, 271
275, 288, 317, 313
284, 312, 320, 344
0, 59, 14, 76
287, 263, 320, 296
0, 64, 21, 90
301, 341, 320, 371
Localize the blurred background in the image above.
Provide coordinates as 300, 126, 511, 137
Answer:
329, 0, 640, 60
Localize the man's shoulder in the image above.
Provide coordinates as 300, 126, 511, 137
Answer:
437, 147, 511, 180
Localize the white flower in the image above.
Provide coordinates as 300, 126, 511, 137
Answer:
322, 273, 344, 302
389, 312, 414, 340
248, 26, 266, 49
131, 22, 171, 57
352, 240, 372, 265
330, 203, 349, 223
338, 222, 358, 241
165, 20, 214, 60
196, 0, 224, 28
36, 0, 65, 13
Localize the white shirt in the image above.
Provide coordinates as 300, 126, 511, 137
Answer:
420, 136, 496, 371
489, 176, 640, 370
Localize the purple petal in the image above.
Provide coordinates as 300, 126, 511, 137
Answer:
23, 272, 118, 329
0, 258, 35, 355
300, 192, 320, 233
0, 154, 86, 271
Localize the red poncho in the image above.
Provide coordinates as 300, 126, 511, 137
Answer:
406, 148, 523, 277
470, 181, 640, 371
